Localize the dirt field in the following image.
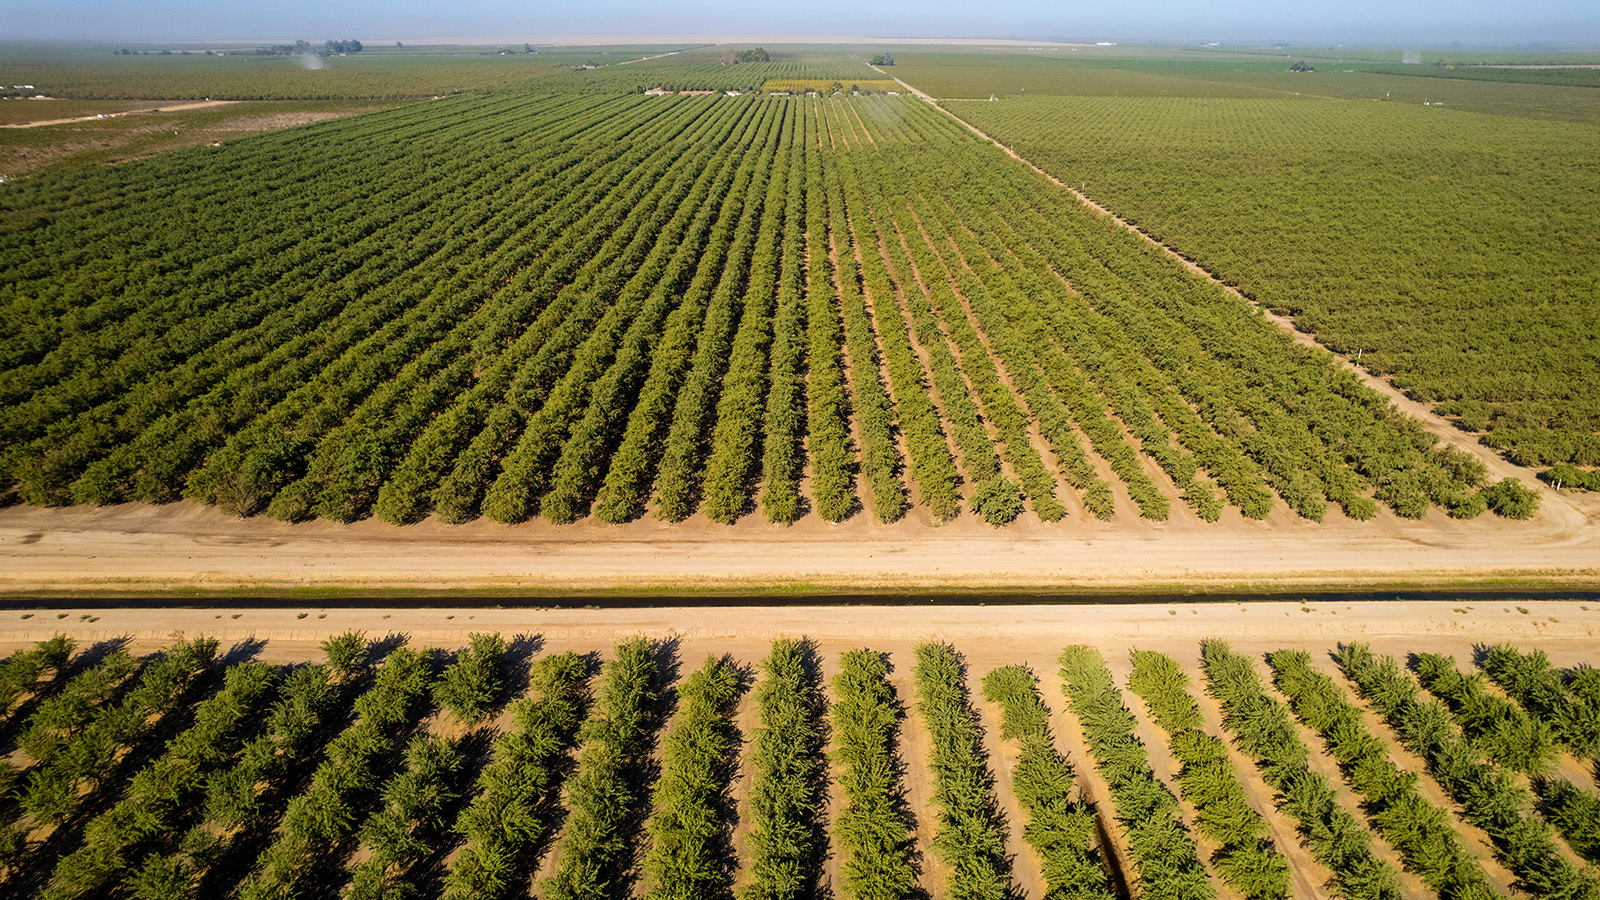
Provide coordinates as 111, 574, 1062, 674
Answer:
0, 99, 388, 177
2, 602, 1593, 900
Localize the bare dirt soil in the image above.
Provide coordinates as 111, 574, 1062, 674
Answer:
0, 100, 386, 177
2, 603, 1592, 900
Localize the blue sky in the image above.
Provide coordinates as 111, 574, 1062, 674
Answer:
4, 0, 1597, 45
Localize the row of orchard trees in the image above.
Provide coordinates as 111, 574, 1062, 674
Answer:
1, 91, 1550, 528
4, 631, 1599, 898
949, 94, 1600, 472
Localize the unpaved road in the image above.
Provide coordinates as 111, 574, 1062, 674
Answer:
0, 99, 239, 128
1, 488, 1596, 595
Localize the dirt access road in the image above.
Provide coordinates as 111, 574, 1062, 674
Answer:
1, 486, 1596, 596
0, 99, 238, 129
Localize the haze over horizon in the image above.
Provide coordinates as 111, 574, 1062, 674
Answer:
3, 0, 1598, 47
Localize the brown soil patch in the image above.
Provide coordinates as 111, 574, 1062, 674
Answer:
212, 111, 354, 131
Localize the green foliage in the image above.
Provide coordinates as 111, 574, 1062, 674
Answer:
1481, 478, 1541, 519
1537, 778, 1600, 866
744, 639, 827, 900
1334, 643, 1600, 900
17, 636, 218, 829
1411, 651, 1557, 775
831, 649, 916, 900
0, 90, 1542, 526
540, 638, 661, 900
911, 644, 1008, 900
0, 633, 74, 723
1199, 641, 1404, 900
642, 655, 743, 900
980, 665, 1112, 900
1479, 643, 1600, 758
952, 91, 1600, 466
238, 645, 434, 900
1269, 648, 1504, 900
1058, 645, 1215, 900
17, 648, 140, 766
119, 659, 343, 897
1540, 463, 1600, 492
1127, 650, 1289, 900
434, 633, 508, 724
971, 477, 1023, 526
346, 733, 463, 900
444, 651, 587, 900
323, 631, 369, 679
40, 661, 279, 900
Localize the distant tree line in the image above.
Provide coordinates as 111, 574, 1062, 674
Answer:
720, 47, 770, 64
256, 39, 364, 56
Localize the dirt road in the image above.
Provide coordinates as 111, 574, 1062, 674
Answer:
1, 490, 1596, 596
0, 99, 239, 129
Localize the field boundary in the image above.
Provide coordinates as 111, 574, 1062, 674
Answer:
867, 64, 1547, 490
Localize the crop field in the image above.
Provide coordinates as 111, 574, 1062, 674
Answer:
922, 58, 1599, 474
0, 78, 1543, 529
760, 79, 902, 94
0, 608, 1596, 900
0, 44, 699, 101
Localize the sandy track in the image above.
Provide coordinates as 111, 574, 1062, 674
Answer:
0, 99, 239, 128
2, 490, 1596, 595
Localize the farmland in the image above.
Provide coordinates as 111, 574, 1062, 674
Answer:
925, 54, 1600, 471
0, 60, 1545, 531
0, 602, 1596, 899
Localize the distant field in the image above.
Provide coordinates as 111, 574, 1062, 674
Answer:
0, 98, 388, 176
0, 43, 691, 100
947, 90, 1600, 468
886, 49, 1600, 122
760, 78, 901, 93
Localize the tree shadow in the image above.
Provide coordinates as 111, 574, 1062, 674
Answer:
1470, 643, 1494, 668
873, 650, 928, 900
6, 642, 227, 893
703, 653, 755, 900
222, 636, 267, 667
365, 632, 410, 666
607, 634, 683, 899
500, 632, 546, 703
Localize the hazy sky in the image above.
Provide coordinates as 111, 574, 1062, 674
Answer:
4, 0, 1597, 45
